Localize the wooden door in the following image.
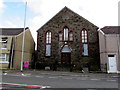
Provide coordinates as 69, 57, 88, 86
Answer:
61, 53, 71, 64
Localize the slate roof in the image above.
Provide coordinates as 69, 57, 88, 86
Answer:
101, 26, 120, 34
0, 27, 28, 36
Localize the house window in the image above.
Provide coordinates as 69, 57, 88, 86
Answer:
0, 37, 7, 49
69, 31, 73, 41
82, 29, 88, 56
59, 26, 73, 42
0, 53, 9, 63
0, 37, 8, 42
46, 32, 51, 44
45, 31, 51, 56
64, 26, 69, 41
82, 30, 87, 43
1, 43, 7, 49
59, 31, 63, 41
46, 45, 51, 56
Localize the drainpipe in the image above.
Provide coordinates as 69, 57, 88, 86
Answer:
104, 32, 108, 72
10, 37, 14, 69
117, 34, 120, 73
118, 2, 120, 72
118, 28, 120, 72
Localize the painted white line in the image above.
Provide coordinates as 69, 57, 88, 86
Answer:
35, 76, 44, 78
90, 79, 100, 81
41, 86, 51, 89
112, 76, 119, 78
4, 74, 30, 77
107, 80, 117, 82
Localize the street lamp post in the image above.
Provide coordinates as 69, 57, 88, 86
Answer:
20, 2, 27, 72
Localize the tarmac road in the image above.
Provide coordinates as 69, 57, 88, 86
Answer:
1, 70, 119, 89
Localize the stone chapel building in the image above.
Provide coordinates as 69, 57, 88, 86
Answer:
37, 7, 100, 71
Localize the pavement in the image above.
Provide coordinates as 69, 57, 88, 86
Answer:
1, 69, 120, 79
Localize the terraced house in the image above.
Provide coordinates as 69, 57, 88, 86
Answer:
0, 28, 35, 69
99, 26, 120, 73
37, 7, 100, 71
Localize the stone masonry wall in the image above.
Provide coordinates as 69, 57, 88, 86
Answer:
37, 7, 100, 70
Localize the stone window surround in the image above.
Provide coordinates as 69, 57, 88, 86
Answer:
81, 28, 89, 56
59, 26, 73, 42
45, 31, 52, 57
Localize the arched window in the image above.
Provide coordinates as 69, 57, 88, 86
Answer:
45, 31, 51, 56
64, 26, 69, 41
59, 26, 73, 42
81, 29, 88, 56
82, 30, 87, 43
69, 31, 73, 41
46, 31, 51, 44
59, 31, 63, 41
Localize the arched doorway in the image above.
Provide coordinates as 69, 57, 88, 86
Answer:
61, 45, 71, 64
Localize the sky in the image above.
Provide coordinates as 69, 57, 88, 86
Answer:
0, 0, 120, 44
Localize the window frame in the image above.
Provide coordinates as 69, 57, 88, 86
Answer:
0, 42, 7, 49
69, 31, 73, 41
81, 29, 89, 56
46, 31, 51, 44
63, 26, 69, 41
0, 37, 8, 43
59, 31, 63, 41
45, 31, 52, 57
0, 53, 9, 63
0, 37, 7, 49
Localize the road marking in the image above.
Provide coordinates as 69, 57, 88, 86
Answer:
112, 76, 119, 78
1, 82, 51, 89
35, 76, 44, 78
3, 74, 31, 77
21, 74, 29, 77
90, 79, 100, 81
107, 79, 117, 82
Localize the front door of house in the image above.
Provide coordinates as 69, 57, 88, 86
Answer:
61, 53, 71, 64
108, 55, 117, 73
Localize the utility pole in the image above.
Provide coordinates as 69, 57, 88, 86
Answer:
20, 1, 27, 72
